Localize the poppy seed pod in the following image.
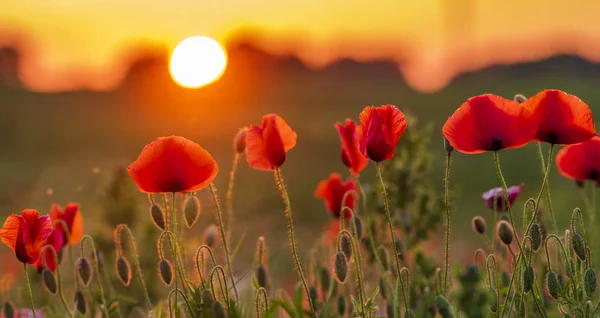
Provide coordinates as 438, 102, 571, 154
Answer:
497, 221, 514, 246
233, 127, 247, 153
42, 268, 58, 295
334, 251, 348, 283
77, 257, 92, 286
183, 195, 201, 228
434, 295, 455, 318
116, 256, 132, 286
256, 264, 268, 288
337, 295, 346, 316
158, 259, 173, 286
212, 300, 226, 318
74, 290, 87, 315
522, 266, 534, 294
471, 216, 486, 234
149, 204, 166, 231
585, 268, 597, 299
204, 224, 218, 248
530, 223, 543, 252
320, 267, 331, 296
546, 271, 560, 300
340, 235, 352, 261
572, 232, 586, 261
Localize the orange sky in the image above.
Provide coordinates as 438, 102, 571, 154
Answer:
1, 0, 600, 92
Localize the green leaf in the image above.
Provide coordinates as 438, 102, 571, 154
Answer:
293, 283, 304, 314
230, 230, 247, 262
270, 299, 297, 318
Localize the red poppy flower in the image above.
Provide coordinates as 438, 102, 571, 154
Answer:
442, 94, 538, 154
336, 119, 368, 176
0, 209, 53, 264
523, 89, 596, 144
481, 184, 524, 211
556, 136, 600, 184
127, 136, 219, 193
357, 105, 407, 162
315, 173, 358, 219
34, 228, 65, 272
245, 114, 297, 171
50, 203, 84, 244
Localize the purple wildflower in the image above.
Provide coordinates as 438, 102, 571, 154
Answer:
482, 184, 524, 211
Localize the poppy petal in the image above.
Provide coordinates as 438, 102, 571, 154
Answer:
273, 115, 297, 152
245, 125, 272, 171
0, 214, 21, 251
336, 120, 368, 176
68, 209, 84, 244
262, 116, 287, 168
556, 136, 600, 182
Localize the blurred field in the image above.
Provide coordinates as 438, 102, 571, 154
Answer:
1, 43, 599, 283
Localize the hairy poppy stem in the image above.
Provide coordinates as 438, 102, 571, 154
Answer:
168, 288, 194, 317
80, 235, 110, 318
209, 183, 240, 303
375, 163, 409, 311
170, 193, 180, 317
23, 263, 37, 318
536, 142, 558, 235
336, 229, 366, 316
41, 245, 73, 318
115, 224, 152, 309
255, 287, 269, 317
442, 152, 452, 296
226, 152, 240, 235
355, 179, 386, 272
273, 168, 316, 317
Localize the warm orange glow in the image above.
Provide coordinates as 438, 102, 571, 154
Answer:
169, 36, 227, 88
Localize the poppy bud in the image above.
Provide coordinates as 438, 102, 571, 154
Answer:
233, 128, 247, 153
488, 289, 498, 313
158, 259, 173, 286
184, 195, 201, 228
566, 258, 576, 279
497, 221, 513, 245
204, 224, 218, 248
202, 289, 214, 306
2, 301, 14, 318
212, 300, 226, 318
77, 257, 92, 286
514, 94, 528, 103
340, 235, 352, 260
443, 137, 454, 154
149, 203, 166, 231
575, 180, 586, 189
530, 223, 542, 252
74, 290, 87, 315
585, 268, 597, 299
522, 266, 534, 294
41, 268, 57, 295
353, 215, 363, 238
256, 264, 268, 288
546, 271, 560, 300
334, 251, 348, 283
572, 232, 586, 261
116, 256, 132, 286
309, 286, 319, 304
320, 267, 331, 296
471, 216, 486, 234
337, 295, 346, 316
434, 295, 455, 318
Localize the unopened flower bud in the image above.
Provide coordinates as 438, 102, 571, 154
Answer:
546, 271, 560, 300
585, 268, 597, 299
74, 290, 87, 315
309, 286, 319, 304
320, 267, 331, 296
77, 257, 92, 286
149, 204, 166, 231
353, 215, 363, 238
184, 195, 201, 228
572, 232, 586, 261
42, 268, 57, 295
472, 216, 486, 234
202, 289, 214, 306
256, 264, 268, 288
233, 128, 247, 153
2, 301, 14, 318
340, 235, 352, 260
158, 259, 173, 286
530, 223, 542, 252
212, 300, 226, 318
337, 295, 346, 316
116, 256, 132, 286
434, 295, 455, 318
497, 221, 514, 246
514, 94, 528, 103
204, 224, 218, 248
334, 251, 348, 283
522, 266, 534, 294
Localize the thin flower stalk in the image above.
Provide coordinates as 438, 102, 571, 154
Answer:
80, 235, 109, 318
336, 228, 366, 316
41, 245, 73, 318
114, 224, 152, 309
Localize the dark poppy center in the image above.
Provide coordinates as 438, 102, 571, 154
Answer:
491, 137, 503, 151
589, 170, 599, 182
546, 132, 559, 144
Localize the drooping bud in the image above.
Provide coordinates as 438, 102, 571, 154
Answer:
514, 94, 528, 103
546, 271, 560, 300
256, 264, 268, 288
2, 302, 14, 318
585, 268, 597, 299
572, 232, 586, 261
471, 216, 486, 234
353, 215, 363, 238
158, 259, 173, 286
337, 295, 346, 316
204, 224, 218, 248
233, 127, 247, 154
530, 223, 542, 252
41, 268, 58, 295
497, 221, 514, 245
184, 195, 201, 228
77, 257, 92, 286
488, 289, 498, 313
149, 203, 166, 231
309, 286, 319, 304
320, 267, 331, 296
74, 290, 87, 315
434, 295, 455, 318
202, 289, 214, 306
212, 300, 226, 318
522, 266, 534, 294
334, 251, 348, 283
443, 137, 454, 154
116, 256, 132, 286
340, 235, 352, 261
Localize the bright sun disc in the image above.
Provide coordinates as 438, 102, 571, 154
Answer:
169, 36, 227, 88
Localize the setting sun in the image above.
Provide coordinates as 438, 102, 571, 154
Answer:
169, 36, 227, 88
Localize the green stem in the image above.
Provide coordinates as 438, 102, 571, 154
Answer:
536, 142, 558, 235
209, 183, 240, 302
591, 185, 597, 266
375, 163, 409, 311
255, 287, 269, 318
336, 228, 366, 316
115, 224, 152, 309
168, 288, 194, 317
80, 235, 109, 318
171, 193, 179, 317
41, 246, 73, 318
443, 152, 452, 295
355, 180, 385, 273
274, 168, 316, 317
226, 152, 240, 235
23, 263, 37, 318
